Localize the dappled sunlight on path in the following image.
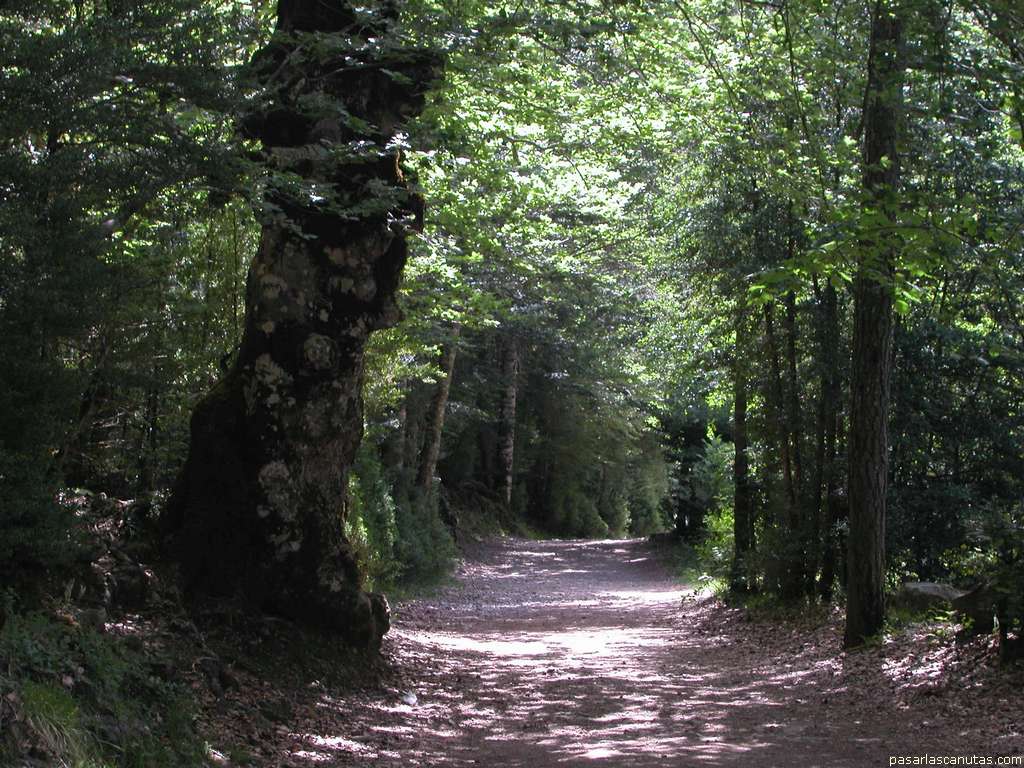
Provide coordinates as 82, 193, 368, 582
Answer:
279, 539, 1022, 767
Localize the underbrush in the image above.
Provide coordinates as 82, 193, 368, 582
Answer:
729, 590, 839, 626
0, 606, 203, 768
646, 535, 726, 597
885, 602, 956, 631
347, 443, 459, 592
454, 482, 543, 541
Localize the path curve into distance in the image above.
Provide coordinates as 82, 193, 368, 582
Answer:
285, 538, 1021, 767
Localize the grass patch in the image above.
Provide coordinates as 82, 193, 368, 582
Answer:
19, 680, 97, 768
0, 610, 204, 768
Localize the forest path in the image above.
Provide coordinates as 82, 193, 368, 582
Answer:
285, 538, 1020, 767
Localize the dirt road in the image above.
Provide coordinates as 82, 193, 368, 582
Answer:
283, 538, 1022, 767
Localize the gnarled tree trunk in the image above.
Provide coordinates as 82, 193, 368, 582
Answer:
163, 0, 440, 649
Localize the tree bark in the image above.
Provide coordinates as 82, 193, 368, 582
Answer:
416, 325, 460, 490
381, 388, 407, 473
765, 300, 801, 596
402, 385, 429, 475
784, 290, 803, 502
163, 0, 440, 649
845, 0, 904, 648
496, 335, 520, 508
730, 311, 754, 593
784, 288, 807, 591
813, 280, 842, 600
764, 302, 795, 511
136, 377, 160, 497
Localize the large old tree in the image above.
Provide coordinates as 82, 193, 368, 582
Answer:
164, 0, 440, 648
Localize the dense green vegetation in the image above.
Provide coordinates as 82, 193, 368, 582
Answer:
1, 0, 1023, 761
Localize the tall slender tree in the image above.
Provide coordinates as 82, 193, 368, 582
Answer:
730, 308, 754, 592
417, 324, 461, 490
845, 0, 905, 647
496, 333, 520, 508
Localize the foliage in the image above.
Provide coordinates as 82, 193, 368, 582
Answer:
954, 501, 1024, 627
0, 0, 255, 580
347, 441, 401, 590
2, 0, 1024, 676
626, 433, 673, 537
0, 611, 203, 767
393, 487, 458, 583
690, 436, 737, 581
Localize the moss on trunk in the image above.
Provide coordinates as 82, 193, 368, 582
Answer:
165, 0, 441, 649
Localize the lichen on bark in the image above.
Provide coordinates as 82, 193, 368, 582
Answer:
163, 0, 441, 649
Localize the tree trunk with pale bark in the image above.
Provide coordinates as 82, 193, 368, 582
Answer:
496, 336, 520, 508
417, 325, 460, 490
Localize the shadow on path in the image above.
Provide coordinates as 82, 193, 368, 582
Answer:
280, 538, 1019, 767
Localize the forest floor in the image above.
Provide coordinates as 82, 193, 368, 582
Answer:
198, 538, 1024, 767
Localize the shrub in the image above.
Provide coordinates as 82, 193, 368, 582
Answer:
0, 611, 204, 767
688, 434, 735, 580
0, 451, 80, 589
948, 500, 1024, 659
348, 442, 400, 589
393, 486, 457, 583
